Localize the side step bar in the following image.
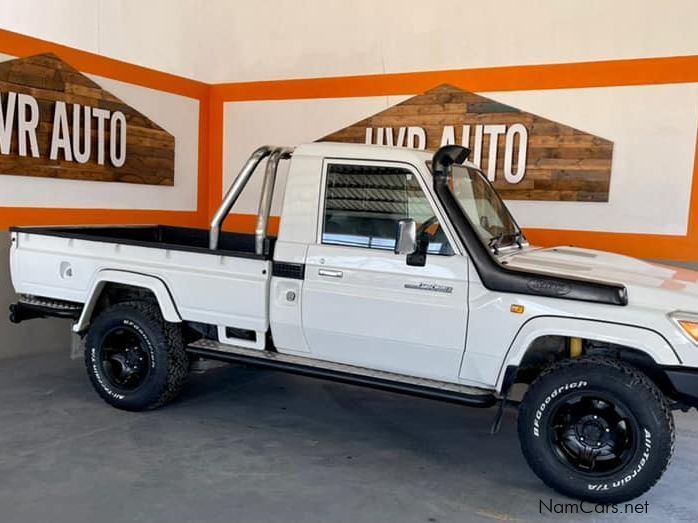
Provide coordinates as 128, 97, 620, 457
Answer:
187, 339, 497, 408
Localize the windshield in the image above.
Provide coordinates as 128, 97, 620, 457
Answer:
447, 164, 523, 250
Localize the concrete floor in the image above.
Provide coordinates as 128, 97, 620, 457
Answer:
1, 353, 697, 523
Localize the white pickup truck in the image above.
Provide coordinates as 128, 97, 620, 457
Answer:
8, 142, 698, 502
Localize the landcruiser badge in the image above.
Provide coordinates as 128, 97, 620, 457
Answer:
404, 282, 454, 294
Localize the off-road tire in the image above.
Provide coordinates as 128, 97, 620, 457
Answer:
84, 301, 188, 411
517, 356, 674, 503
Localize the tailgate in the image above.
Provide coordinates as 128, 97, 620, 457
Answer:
10, 230, 96, 304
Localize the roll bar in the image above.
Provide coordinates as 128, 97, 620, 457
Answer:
255, 147, 293, 255
209, 145, 294, 254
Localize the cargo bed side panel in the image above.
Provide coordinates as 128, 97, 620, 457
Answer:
10, 232, 270, 333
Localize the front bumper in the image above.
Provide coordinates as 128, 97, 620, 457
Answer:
664, 366, 698, 408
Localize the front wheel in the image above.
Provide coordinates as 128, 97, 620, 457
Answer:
517, 356, 674, 503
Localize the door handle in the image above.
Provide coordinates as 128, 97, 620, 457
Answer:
318, 268, 343, 278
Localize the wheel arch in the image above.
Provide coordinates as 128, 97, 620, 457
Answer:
74, 270, 181, 333
495, 315, 681, 393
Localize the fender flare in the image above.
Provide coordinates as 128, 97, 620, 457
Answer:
495, 315, 681, 391
73, 269, 181, 332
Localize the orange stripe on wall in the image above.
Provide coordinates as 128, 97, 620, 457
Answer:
210, 55, 698, 101
197, 89, 211, 220
0, 28, 208, 99
207, 90, 225, 219
221, 214, 280, 235
686, 126, 698, 238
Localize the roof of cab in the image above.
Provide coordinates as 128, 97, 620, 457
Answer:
294, 141, 434, 164
292, 142, 481, 171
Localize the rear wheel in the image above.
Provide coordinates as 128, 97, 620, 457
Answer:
517, 356, 674, 503
84, 301, 188, 411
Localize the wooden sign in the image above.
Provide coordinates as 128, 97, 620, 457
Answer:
0, 53, 174, 185
321, 85, 613, 202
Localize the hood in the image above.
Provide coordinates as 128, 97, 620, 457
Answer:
503, 246, 698, 310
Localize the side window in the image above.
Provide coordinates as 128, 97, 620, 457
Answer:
322, 163, 453, 255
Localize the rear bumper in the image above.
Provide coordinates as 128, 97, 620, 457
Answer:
664, 367, 698, 407
9, 299, 82, 324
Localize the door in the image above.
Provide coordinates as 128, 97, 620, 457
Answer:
301, 160, 469, 382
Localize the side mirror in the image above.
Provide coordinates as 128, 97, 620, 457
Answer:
395, 219, 417, 255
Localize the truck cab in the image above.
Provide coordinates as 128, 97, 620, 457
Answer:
273, 143, 473, 382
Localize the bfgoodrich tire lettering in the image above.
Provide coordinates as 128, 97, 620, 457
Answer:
84, 301, 188, 411
517, 356, 674, 503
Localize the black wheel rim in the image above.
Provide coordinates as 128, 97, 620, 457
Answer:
548, 392, 639, 476
99, 325, 151, 391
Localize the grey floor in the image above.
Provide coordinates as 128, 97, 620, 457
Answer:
1, 353, 697, 523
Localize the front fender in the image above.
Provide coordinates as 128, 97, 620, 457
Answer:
495, 315, 681, 391
73, 269, 181, 332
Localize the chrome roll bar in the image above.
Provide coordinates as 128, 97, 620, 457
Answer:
255, 147, 293, 256
209, 145, 294, 253
209, 145, 273, 250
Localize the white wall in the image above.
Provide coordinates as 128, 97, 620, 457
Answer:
1, 0, 697, 83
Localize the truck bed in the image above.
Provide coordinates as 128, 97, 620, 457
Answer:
10, 225, 275, 347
